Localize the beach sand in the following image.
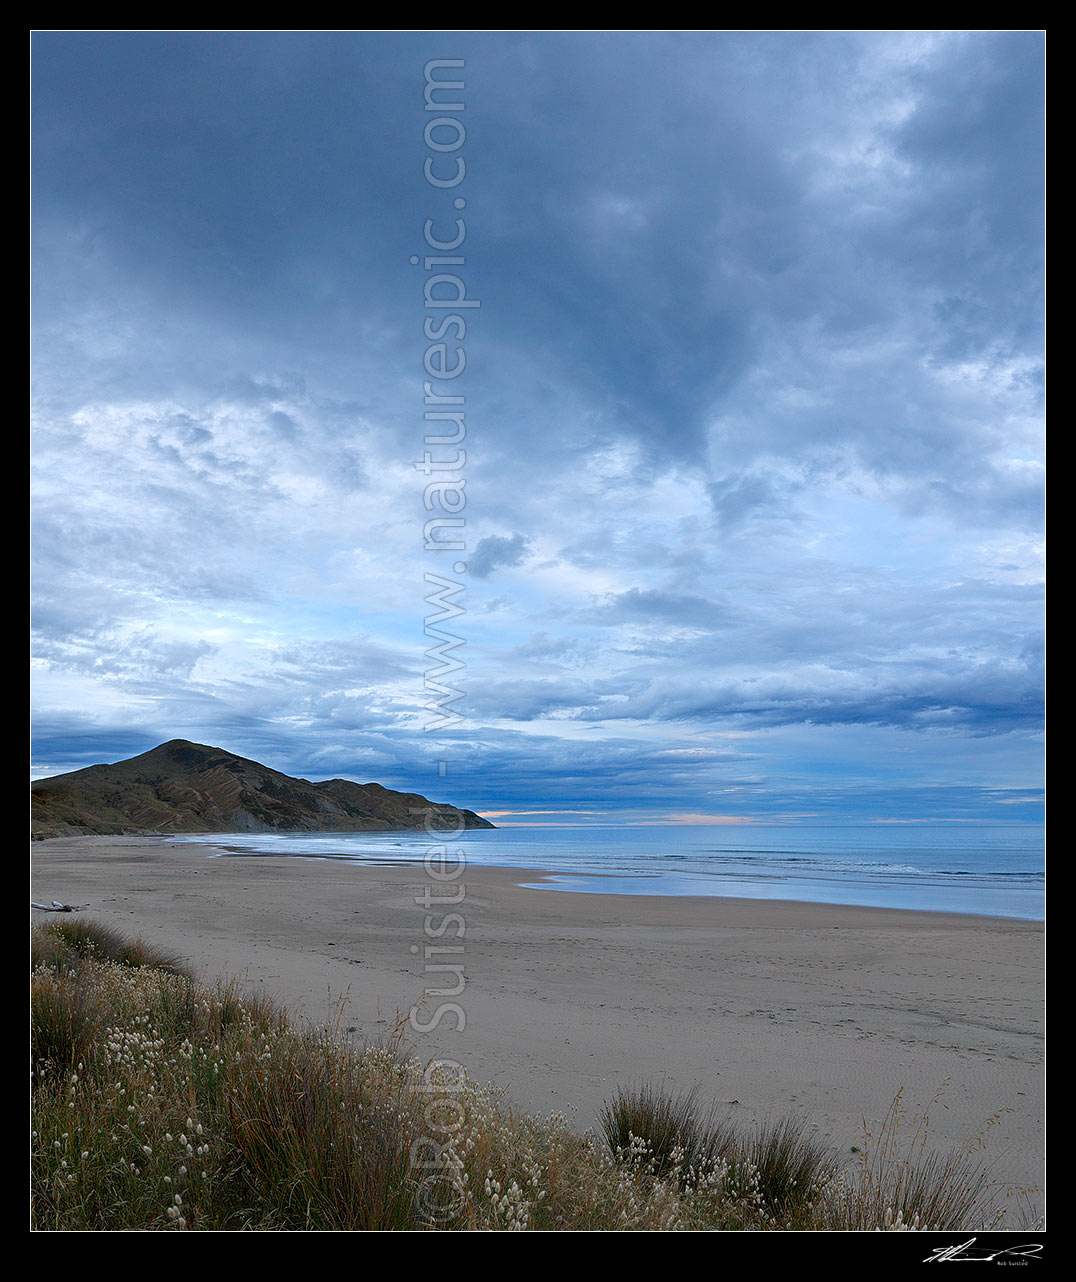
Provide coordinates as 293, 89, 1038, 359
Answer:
32, 836, 1045, 1218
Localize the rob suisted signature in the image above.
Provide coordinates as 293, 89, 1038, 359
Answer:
924, 1238, 1043, 1264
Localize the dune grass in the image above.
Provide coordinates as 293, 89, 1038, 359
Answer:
32, 917, 190, 977
31, 919, 1028, 1232
819, 1085, 1016, 1231
599, 1081, 737, 1181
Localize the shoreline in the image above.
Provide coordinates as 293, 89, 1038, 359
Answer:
110, 826, 1048, 923
32, 836, 1045, 1217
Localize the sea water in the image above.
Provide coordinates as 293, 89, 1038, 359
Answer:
170, 823, 1045, 921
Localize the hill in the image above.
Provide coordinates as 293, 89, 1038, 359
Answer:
30, 739, 495, 839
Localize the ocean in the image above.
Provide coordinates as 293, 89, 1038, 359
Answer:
170, 822, 1045, 921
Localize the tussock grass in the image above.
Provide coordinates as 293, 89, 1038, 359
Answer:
734, 1115, 836, 1225
31, 966, 109, 1074
600, 1083, 835, 1227
818, 1085, 1013, 1231
31, 920, 1028, 1232
32, 917, 190, 977
599, 1081, 736, 1181
222, 1033, 426, 1229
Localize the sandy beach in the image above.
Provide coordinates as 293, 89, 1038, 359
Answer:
32, 836, 1045, 1218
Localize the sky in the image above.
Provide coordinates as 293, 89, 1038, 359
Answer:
31, 31, 1045, 825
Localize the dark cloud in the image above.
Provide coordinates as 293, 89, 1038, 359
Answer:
468, 533, 531, 579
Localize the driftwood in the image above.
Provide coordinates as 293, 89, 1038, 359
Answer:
30, 900, 86, 913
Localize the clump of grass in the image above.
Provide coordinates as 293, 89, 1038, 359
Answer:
599, 1081, 836, 1226
739, 1115, 837, 1224
599, 1081, 735, 1182
31, 965, 108, 1074
818, 1084, 1010, 1231
31, 922, 191, 1075
209, 977, 288, 1042
32, 918, 190, 977
223, 1032, 428, 1230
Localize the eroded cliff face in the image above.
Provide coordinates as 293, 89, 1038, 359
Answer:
31, 739, 495, 838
